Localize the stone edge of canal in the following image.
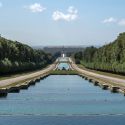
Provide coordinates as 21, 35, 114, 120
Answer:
0, 73, 125, 98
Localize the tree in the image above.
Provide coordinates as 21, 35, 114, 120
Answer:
0, 37, 53, 75
74, 32, 125, 74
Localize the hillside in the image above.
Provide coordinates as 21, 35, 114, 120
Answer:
0, 37, 52, 75
75, 32, 125, 74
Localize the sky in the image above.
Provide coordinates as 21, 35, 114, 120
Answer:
0, 0, 125, 46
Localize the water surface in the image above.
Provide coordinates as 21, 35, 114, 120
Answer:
0, 115, 125, 125
0, 75, 125, 115
57, 63, 70, 70
1, 75, 125, 124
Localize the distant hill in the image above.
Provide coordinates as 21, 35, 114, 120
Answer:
39, 46, 87, 56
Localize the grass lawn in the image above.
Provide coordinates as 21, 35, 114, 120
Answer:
50, 70, 79, 75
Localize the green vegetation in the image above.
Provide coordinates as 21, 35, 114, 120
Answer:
74, 32, 125, 75
0, 37, 53, 75
50, 70, 78, 75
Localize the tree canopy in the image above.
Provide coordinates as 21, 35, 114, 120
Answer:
74, 32, 125, 74
0, 37, 53, 75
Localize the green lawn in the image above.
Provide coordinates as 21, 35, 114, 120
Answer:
50, 70, 79, 75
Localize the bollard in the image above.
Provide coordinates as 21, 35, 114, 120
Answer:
0, 88, 8, 97
8, 86, 20, 93
101, 84, 109, 90
110, 86, 119, 93
20, 83, 29, 89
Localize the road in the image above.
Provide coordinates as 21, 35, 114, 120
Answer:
70, 58, 125, 87
0, 64, 56, 87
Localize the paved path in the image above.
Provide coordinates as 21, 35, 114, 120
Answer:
0, 64, 56, 87
70, 58, 125, 87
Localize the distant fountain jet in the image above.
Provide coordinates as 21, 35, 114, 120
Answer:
61, 52, 65, 57
62, 54, 65, 58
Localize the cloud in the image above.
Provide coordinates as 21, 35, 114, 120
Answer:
118, 19, 125, 26
24, 3, 46, 13
102, 17, 125, 27
0, 2, 2, 8
102, 17, 117, 23
52, 6, 78, 22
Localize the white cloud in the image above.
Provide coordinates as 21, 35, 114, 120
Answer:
102, 17, 117, 23
52, 6, 78, 22
68, 6, 78, 14
102, 17, 125, 27
24, 3, 46, 13
0, 2, 2, 8
118, 19, 125, 26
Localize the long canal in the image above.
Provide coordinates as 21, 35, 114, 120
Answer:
0, 75, 125, 124
1, 58, 125, 124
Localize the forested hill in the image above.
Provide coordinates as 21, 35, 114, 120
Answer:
0, 37, 53, 75
75, 32, 125, 74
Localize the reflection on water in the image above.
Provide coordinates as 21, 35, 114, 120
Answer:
0, 75, 125, 116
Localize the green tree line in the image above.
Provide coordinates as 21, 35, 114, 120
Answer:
74, 32, 125, 74
0, 37, 53, 75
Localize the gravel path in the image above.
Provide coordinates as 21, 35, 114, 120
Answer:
0, 64, 55, 87
71, 59, 125, 87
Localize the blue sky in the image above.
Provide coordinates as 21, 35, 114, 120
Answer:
0, 0, 125, 46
